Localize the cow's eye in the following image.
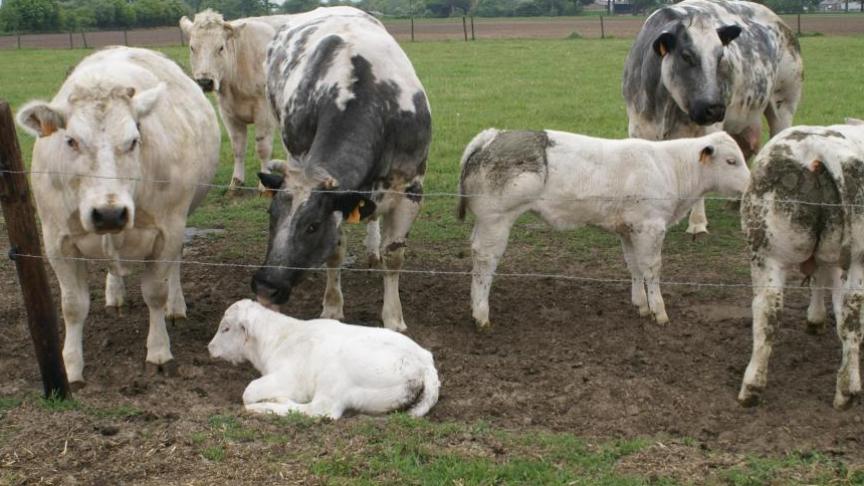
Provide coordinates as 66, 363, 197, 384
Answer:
681, 52, 696, 66
190, 46, 196, 53
727, 159, 737, 165
221, 327, 229, 333
305, 223, 319, 234
218, 46, 225, 54
128, 138, 139, 152
66, 137, 79, 151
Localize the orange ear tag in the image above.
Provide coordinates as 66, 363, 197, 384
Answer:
659, 44, 668, 57
40, 121, 57, 136
346, 200, 364, 224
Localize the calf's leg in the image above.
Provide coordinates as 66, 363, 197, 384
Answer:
630, 224, 668, 324
105, 271, 126, 312
471, 214, 518, 331
834, 263, 864, 409
321, 232, 346, 320
806, 264, 840, 334
620, 234, 649, 317
686, 199, 709, 236
738, 258, 786, 406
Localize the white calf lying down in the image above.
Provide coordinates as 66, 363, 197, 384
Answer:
208, 300, 440, 418
738, 120, 864, 410
457, 129, 750, 329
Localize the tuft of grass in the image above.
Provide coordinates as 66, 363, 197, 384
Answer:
567, 31, 583, 39
201, 445, 226, 462
0, 397, 22, 413
38, 394, 80, 413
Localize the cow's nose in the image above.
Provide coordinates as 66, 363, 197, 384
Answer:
252, 272, 291, 305
196, 78, 214, 92
691, 101, 726, 125
704, 104, 726, 123
91, 206, 129, 233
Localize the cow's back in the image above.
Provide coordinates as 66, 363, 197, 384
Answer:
39, 47, 219, 215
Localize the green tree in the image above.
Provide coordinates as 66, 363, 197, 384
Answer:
281, 0, 320, 14
200, 0, 268, 18
425, 0, 469, 17
0, 0, 62, 32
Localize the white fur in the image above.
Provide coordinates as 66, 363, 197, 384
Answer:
460, 129, 750, 329
16, 47, 220, 383
209, 300, 440, 419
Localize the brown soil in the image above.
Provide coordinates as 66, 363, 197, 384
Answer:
1, 214, 864, 483
0, 15, 861, 50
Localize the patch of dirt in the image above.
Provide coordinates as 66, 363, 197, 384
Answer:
1, 219, 864, 483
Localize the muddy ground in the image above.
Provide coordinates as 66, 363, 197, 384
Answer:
1, 214, 863, 483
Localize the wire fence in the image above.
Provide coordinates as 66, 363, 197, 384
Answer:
2, 13, 864, 50
0, 167, 857, 293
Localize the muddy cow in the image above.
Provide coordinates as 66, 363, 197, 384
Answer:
252, 10, 432, 332
739, 120, 864, 410
209, 300, 440, 418
457, 129, 749, 330
16, 47, 220, 383
623, 0, 803, 236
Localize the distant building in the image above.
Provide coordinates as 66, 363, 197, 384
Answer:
820, 0, 864, 10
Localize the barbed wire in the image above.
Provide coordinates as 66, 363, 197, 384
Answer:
2, 252, 852, 292
1, 168, 860, 208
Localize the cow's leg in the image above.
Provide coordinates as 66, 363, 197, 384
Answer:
105, 270, 126, 313
365, 218, 382, 268
738, 258, 786, 406
224, 116, 248, 192
242, 372, 297, 405
806, 264, 839, 334
686, 199, 709, 236
765, 92, 799, 137
321, 232, 346, 320
51, 253, 91, 384
471, 214, 517, 331
630, 223, 668, 324
140, 229, 183, 374
620, 234, 649, 317
166, 261, 187, 321
380, 195, 422, 332
834, 263, 864, 409
253, 122, 274, 193
246, 398, 343, 419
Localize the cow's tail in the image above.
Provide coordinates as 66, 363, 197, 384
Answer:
457, 128, 499, 221
407, 355, 440, 418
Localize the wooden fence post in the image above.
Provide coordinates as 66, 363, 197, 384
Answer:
797, 13, 801, 35
179, 26, 185, 46
123, 29, 129, 46
16, 32, 21, 49
462, 16, 468, 42
69, 31, 74, 49
0, 100, 70, 400
81, 30, 88, 49
600, 15, 605, 39
410, 16, 415, 42
471, 16, 475, 40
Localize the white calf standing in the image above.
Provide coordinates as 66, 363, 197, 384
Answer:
208, 300, 440, 419
738, 121, 864, 410
457, 129, 750, 330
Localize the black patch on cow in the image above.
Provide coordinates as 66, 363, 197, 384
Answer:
785, 129, 846, 142
460, 130, 549, 190
332, 191, 377, 221
405, 181, 423, 203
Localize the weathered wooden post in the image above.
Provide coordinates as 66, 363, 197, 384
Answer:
411, 17, 415, 42
123, 29, 129, 46
68, 31, 74, 49
600, 15, 605, 39
179, 26, 185, 46
0, 100, 70, 400
471, 16, 475, 40
462, 16, 468, 42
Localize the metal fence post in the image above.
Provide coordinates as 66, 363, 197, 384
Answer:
0, 100, 71, 401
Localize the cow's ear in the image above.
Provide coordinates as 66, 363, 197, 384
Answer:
652, 31, 675, 57
699, 145, 715, 164
717, 25, 742, 46
16, 100, 66, 137
223, 22, 246, 38
258, 172, 284, 190
132, 82, 165, 119
179, 16, 193, 34
333, 194, 376, 224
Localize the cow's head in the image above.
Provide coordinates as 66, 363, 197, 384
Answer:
653, 20, 742, 126
696, 132, 751, 195
208, 299, 257, 364
251, 160, 375, 308
16, 81, 165, 234
180, 9, 244, 93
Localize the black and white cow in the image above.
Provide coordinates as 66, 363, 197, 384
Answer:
623, 0, 803, 236
252, 10, 432, 332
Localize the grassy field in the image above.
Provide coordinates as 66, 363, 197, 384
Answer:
3, 37, 864, 483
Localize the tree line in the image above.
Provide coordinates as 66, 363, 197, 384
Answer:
0, 0, 825, 34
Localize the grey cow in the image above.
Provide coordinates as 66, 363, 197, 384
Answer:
252, 9, 432, 332
623, 0, 803, 236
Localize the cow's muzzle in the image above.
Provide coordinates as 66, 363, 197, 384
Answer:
689, 101, 726, 125
91, 206, 129, 234
251, 271, 291, 306
196, 78, 215, 92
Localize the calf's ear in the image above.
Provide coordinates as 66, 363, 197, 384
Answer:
699, 145, 715, 164
16, 101, 66, 138
717, 25, 742, 46
132, 82, 166, 119
652, 31, 676, 57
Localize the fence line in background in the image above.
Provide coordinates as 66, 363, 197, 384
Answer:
1, 168, 860, 210
2, 253, 844, 292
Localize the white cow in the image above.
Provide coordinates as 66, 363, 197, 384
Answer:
738, 120, 864, 410
16, 47, 220, 383
457, 129, 750, 330
180, 9, 277, 192
208, 300, 440, 419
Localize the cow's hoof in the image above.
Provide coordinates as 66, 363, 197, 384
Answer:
805, 319, 827, 335
737, 386, 762, 407
69, 381, 87, 392
384, 320, 408, 333
228, 177, 245, 195
145, 360, 179, 378
653, 312, 670, 325
834, 391, 859, 410
475, 320, 492, 333
320, 310, 344, 321
367, 253, 382, 269
690, 230, 709, 242
638, 305, 651, 317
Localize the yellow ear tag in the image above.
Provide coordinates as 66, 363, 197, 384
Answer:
346, 200, 364, 224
